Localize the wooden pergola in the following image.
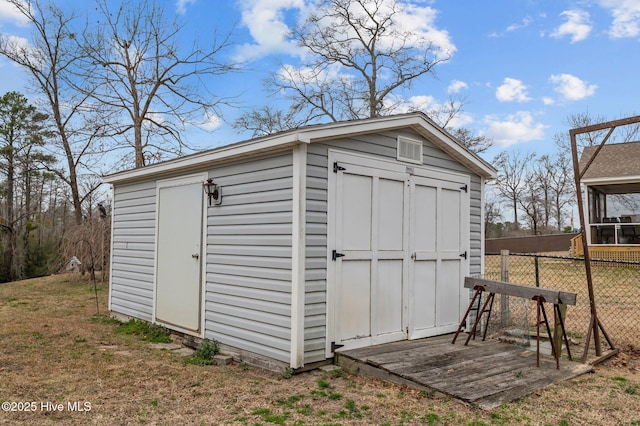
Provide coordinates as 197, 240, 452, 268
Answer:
570, 115, 640, 362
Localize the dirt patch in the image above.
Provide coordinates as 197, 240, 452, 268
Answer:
1, 275, 639, 425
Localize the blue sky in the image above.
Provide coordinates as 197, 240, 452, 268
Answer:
0, 0, 638, 163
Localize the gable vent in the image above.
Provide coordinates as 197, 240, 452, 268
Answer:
397, 136, 423, 164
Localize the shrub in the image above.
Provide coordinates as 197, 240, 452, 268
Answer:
184, 339, 219, 365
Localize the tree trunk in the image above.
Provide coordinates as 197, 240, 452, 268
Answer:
135, 119, 144, 167
6, 148, 18, 281
67, 151, 83, 225
556, 201, 563, 231
55, 111, 84, 225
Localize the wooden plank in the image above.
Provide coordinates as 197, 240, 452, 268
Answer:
464, 277, 577, 305
338, 335, 593, 409
409, 349, 528, 387
423, 355, 538, 391
472, 363, 593, 409
374, 342, 518, 375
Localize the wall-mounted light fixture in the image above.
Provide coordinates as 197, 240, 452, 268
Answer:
203, 178, 222, 206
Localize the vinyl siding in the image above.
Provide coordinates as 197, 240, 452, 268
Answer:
303, 152, 329, 363
108, 128, 485, 368
303, 129, 483, 363
110, 180, 157, 320
204, 153, 294, 363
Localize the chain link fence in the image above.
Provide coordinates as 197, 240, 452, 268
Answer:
483, 252, 640, 355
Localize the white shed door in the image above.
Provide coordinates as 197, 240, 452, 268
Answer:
408, 176, 467, 339
155, 181, 203, 332
330, 152, 469, 352
334, 163, 409, 350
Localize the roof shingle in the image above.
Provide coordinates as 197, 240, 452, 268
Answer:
579, 141, 640, 179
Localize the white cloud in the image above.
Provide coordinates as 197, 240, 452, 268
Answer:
496, 78, 531, 103
392, 2, 456, 59
597, 0, 640, 38
276, 62, 346, 86
234, 0, 306, 61
235, 0, 455, 62
176, 0, 197, 16
0, 0, 29, 26
387, 94, 473, 128
0, 34, 31, 68
549, 73, 597, 101
482, 111, 547, 148
551, 10, 592, 43
199, 112, 222, 131
542, 97, 555, 105
445, 111, 474, 129
391, 94, 436, 112
506, 17, 532, 32
448, 80, 468, 94
2, 34, 28, 50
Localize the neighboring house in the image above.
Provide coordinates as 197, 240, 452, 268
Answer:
103, 112, 497, 371
572, 141, 640, 262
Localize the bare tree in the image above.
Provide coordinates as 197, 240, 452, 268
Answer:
555, 111, 640, 154
521, 154, 574, 235
484, 194, 503, 238
534, 155, 554, 230
493, 150, 536, 231
275, 0, 452, 122
0, 0, 100, 225
78, 0, 238, 168
544, 153, 574, 231
518, 175, 544, 235
449, 127, 493, 155
61, 208, 110, 283
232, 105, 308, 138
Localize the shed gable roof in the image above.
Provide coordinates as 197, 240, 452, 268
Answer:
579, 141, 640, 180
104, 112, 497, 184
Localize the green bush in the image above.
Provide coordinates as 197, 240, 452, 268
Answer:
184, 339, 219, 365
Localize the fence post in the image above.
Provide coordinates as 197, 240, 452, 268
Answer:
501, 250, 510, 327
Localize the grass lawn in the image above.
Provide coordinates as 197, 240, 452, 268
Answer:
1, 274, 639, 425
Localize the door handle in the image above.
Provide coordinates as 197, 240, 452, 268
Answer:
410, 252, 416, 260
191, 253, 199, 260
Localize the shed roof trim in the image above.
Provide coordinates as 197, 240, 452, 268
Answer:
103, 112, 497, 184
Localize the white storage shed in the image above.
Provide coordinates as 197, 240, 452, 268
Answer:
104, 112, 497, 371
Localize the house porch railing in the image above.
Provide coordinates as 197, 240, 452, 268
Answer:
569, 233, 640, 264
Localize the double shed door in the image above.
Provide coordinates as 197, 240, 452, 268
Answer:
330, 151, 469, 352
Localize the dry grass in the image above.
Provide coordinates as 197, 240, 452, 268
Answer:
1, 274, 639, 425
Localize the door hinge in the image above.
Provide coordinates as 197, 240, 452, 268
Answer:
332, 250, 346, 261
331, 341, 344, 352
333, 162, 346, 173
460, 184, 468, 193
459, 251, 467, 260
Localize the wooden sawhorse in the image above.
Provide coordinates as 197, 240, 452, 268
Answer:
452, 277, 577, 368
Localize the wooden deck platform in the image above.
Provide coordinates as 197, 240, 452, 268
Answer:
335, 334, 593, 410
